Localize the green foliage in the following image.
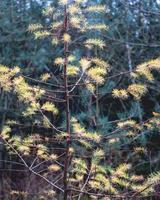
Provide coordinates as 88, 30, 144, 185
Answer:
41, 102, 58, 115
85, 38, 106, 49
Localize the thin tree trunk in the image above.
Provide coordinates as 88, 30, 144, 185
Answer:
125, 1, 142, 122
63, 5, 71, 200
0, 94, 7, 198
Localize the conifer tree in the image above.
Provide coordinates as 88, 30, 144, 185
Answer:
1, 0, 160, 200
